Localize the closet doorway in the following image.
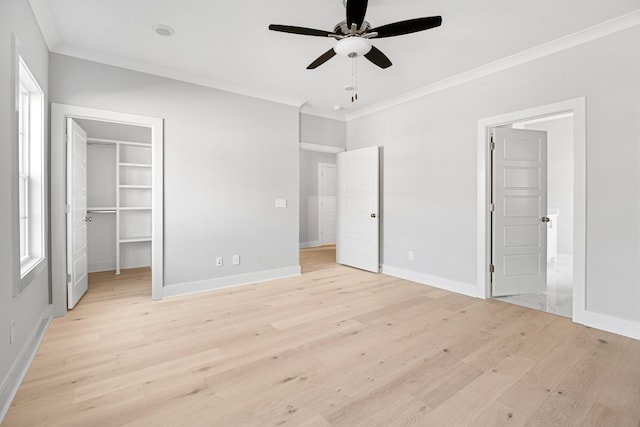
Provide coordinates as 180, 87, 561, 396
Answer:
51, 104, 164, 317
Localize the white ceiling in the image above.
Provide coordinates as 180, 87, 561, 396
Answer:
30, 0, 639, 117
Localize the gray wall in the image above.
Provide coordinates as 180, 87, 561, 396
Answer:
300, 113, 346, 147
347, 27, 640, 322
525, 117, 574, 256
0, 0, 51, 407
50, 54, 300, 288
299, 113, 346, 247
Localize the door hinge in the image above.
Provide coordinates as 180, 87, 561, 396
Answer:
489, 264, 495, 274
67, 273, 71, 283
490, 203, 495, 212
65, 204, 71, 214
490, 141, 495, 151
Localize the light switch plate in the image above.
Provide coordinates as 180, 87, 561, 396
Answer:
275, 199, 287, 208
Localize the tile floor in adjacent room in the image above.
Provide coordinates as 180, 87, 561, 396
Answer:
498, 255, 573, 318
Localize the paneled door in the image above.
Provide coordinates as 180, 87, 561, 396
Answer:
67, 119, 89, 308
319, 163, 337, 245
337, 146, 380, 273
492, 127, 548, 296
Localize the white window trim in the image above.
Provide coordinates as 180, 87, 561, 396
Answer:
13, 35, 46, 295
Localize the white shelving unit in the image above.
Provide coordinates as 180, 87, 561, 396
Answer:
87, 137, 152, 274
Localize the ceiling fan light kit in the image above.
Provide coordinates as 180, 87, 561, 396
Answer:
269, 0, 442, 102
334, 37, 372, 58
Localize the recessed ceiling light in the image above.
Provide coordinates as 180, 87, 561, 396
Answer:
152, 24, 174, 37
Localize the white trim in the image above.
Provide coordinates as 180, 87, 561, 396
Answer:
51, 103, 164, 317
573, 310, 640, 341
299, 142, 345, 154
347, 10, 640, 121
13, 36, 48, 297
300, 241, 322, 249
477, 99, 590, 316
512, 112, 574, 128
382, 265, 479, 298
0, 306, 51, 423
162, 266, 302, 298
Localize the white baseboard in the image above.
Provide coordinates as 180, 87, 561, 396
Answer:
382, 265, 480, 298
574, 309, 640, 341
299, 241, 322, 249
0, 306, 52, 423
162, 266, 302, 298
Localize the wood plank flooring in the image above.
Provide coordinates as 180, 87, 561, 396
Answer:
4, 246, 640, 426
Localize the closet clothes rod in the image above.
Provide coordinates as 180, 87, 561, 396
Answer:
87, 209, 117, 213
87, 142, 117, 148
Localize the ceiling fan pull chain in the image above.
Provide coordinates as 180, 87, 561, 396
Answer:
351, 56, 359, 103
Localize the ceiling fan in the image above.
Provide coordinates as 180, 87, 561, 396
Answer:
268, 0, 442, 70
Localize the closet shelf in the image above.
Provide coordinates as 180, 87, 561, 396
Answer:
88, 137, 151, 147
119, 185, 152, 189
120, 162, 152, 168
88, 206, 117, 211
88, 209, 117, 214
119, 237, 152, 243
120, 207, 152, 211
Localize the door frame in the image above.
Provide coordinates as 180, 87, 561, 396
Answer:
51, 103, 164, 317
318, 162, 337, 245
476, 98, 586, 321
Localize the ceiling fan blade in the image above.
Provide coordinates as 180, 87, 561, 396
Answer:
370, 16, 442, 39
269, 24, 334, 38
364, 46, 392, 69
346, 0, 368, 28
307, 49, 337, 69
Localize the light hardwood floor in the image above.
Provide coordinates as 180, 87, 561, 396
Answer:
4, 246, 640, 426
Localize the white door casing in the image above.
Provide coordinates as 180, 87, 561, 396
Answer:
67, 119, 89, 308
492, 127, 548, 296
319, 163, 337, 245
337, 146, 380, 273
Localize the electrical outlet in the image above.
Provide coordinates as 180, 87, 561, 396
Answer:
10, 320, 15, 344
216, 257, 223, 267
232, 255, 240, 265
408, 250, 414, 261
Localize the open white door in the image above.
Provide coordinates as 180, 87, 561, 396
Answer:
319, 163, 337, 245
67, 119, 89, 308
492, 127, 548, 296
337, 146, 380, 273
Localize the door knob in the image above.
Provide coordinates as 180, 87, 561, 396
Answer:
371, 213, 377, 218
541, 217, 550, 223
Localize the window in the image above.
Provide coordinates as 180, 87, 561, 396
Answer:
17, 55, 45, 288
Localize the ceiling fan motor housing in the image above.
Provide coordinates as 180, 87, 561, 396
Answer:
334, 20, 371, 35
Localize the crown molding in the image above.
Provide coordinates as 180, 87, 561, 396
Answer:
346, 9, 640, 121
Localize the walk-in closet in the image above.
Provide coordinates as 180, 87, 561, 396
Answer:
79, 119, 153, 276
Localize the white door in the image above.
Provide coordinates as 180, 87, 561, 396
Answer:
67, 119, 89, 308
337, 146, 380, 273
319, 163, 337, 245
492, 127, 548, 296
